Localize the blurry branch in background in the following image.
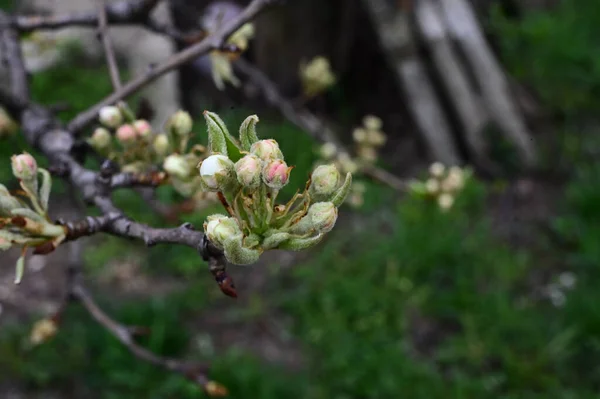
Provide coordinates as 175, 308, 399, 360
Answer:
235, 59, 408, 192
96, 0, 122, 90
361, 0, 537, 169
0, 0, 278, 394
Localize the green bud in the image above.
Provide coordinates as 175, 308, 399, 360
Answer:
89, 127, 112, 151
309, 164, 340, 198
235, 154, 262, 189
250, 139, 284, 161
163, 154, 192, 180
204, 214, 241, 250
307, 202, 338, 233
239, 115, 259, 151
168, 110, 193, 136
198, 154, 236, 191
153, 134, 170, 157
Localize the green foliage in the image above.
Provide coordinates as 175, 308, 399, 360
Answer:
491, 0, 600, 117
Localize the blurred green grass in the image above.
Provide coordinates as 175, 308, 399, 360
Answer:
2, 3, 600, 398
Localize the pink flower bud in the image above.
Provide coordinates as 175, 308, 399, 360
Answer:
133, 119, 152, 138
98, 105, 123, 128
262, 159, 290, 189
116, 124, 137, 144
235, 154, 262, 189
11, 152, 37, 181
250, 139, 284, 160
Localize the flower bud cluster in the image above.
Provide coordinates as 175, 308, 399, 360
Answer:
352, 115, 386, 164
209, 23, 255, 90
408, 162, 471, 212
197, 111, 352, 265
3, 153, 69, 284
300, 56, 336, 97
91, 104, 215, 201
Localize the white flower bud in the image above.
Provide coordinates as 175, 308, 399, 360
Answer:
98, 105, 123, 128
429, 162, 445, 178
163, 154, 191, 180
204, 215, 241, 250
319, 142, 337, 159
438, 193, 454, 211
133, 119, 152, 139
199, 154, 235, 190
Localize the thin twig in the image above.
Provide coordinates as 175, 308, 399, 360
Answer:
13, 0, 161, 32
97, 0, 122, 90
67, 0, 279, 134
0, 12, 29, 101
70, 282, 214, 391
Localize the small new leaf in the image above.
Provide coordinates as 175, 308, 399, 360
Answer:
204, 111, 243, 161
14, 253, 25, 284
330, 172, 352, 207
278, 233, 324, 251
38, 168, 52, 212
239, 115, 260, 151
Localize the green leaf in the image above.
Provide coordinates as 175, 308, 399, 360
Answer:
11, 208, 45, 222
14, 253, 25, 284
331, 172, 352, 207
203, 111, 243, 161
278, 233, 324, 251
239, 115, 260, 151
38, 168, 52, 212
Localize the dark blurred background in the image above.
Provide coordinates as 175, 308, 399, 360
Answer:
1, 0, 600, 398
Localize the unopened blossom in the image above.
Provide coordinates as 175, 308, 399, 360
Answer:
153, 134, 170, 156
116, 124, 137, 144
438, 193, 454, 211
133, 120, 152, 138
169, 110, 193, 136
262, 159, 290, 189
11, 152, 37, 181
205, 215, 241, 250
89, 127, 112, 150
310, 164, 340, 197
199, 154, 235, 190
429, 162, 445, 178
251, 139, 284, 161
308, 202, 338, 233
98, 105, 123, 128
235, 154, 262, 189
363, 115, 383, 131
163, 154, 191, 180
319, 142, 337, 159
